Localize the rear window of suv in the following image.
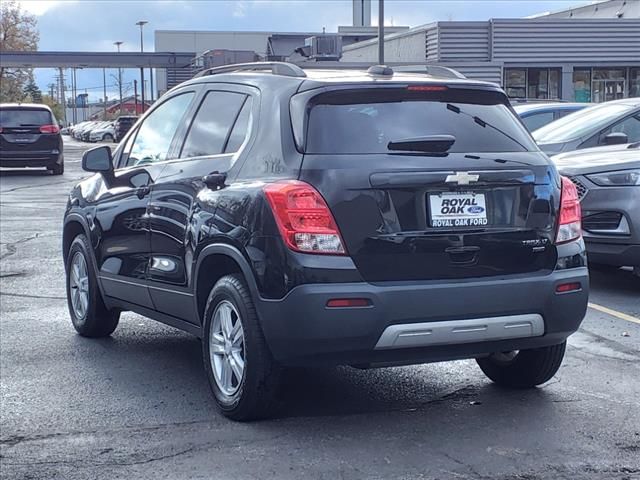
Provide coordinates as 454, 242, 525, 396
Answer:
297, 88, 537, 154
0, 108, 52, 127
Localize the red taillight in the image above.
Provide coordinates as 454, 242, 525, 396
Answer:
326, 298, 371, 308
407, 85, 448, 92
555, 176, 582, 244
556, 282, 582, 293
39, 124, 60, 134
263, 180, 346, 255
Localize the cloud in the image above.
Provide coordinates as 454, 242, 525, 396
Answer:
17, 0, 67, 16
233, 0, 248, 17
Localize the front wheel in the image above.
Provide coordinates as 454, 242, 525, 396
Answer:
202, 274, 280, 421
66, 235, 119, 337
103, 133, 114, 142
476, 342, 566, 388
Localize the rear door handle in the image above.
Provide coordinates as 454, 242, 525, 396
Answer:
136, 185, 151, 199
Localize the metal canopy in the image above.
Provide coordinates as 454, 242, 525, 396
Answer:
0, 51, 195, 68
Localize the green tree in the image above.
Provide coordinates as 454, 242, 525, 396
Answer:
0, 0, 39, 102
41, 95, 64, 123
23, 76, 42, 102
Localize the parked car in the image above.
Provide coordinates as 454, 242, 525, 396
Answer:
553, 142, 639, 273
514, 102, 590, 132
72, 121, 94, 140
0, 103, 64, 175
89, 122, 115, 143
533, 98, 640, 155
81, 121, 108, 142
63, 63, 589, 421
114, 115, 137, 142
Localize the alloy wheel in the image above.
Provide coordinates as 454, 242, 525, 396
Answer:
209, 300, 246, 396
69, 252, 89, 319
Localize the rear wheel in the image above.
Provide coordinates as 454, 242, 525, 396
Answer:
476, 342, 566, 388
66, 234, 119, 337
202, 274, 280, 421
50, 162, 64, 175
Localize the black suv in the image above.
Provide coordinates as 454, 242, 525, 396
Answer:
1, 103, 64, 174
63, 63, 589, 420
113, 115, 137, 142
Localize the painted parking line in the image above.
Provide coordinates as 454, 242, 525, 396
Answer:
588, 302, 640, 325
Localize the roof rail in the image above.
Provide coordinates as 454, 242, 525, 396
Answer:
194, 61, 307, 78
392, 65, 466, 79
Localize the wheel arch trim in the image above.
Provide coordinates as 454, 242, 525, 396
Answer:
193, 243, 262, 324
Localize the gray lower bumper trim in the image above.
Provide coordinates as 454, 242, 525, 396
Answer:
374, 314, 544, 350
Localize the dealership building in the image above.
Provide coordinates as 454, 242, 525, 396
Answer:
154, 0, 640, 103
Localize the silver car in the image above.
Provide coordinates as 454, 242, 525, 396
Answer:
553, 142, 640, 273
534, 98, 640, 155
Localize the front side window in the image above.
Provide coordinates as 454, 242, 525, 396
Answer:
603, 114, 640, 144
180, 91, 248, 158
124, 92, 195, 167
533, 103, 634, 144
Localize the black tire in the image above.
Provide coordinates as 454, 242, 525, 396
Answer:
103, 133, 114, 142
202, 274, 281, 421
50, 162, 64, 175
476, 341, 566, 388
65, 234, 119, 337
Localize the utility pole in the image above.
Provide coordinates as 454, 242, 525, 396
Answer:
136, 21, 148, 113
72, 68, 77, 124
103, 68, 108, 120
378, 0, 385, 65
114, 41, 124, 116
134, 79, 138, 114
58, 67, 67, 126
47, 83, 55, 99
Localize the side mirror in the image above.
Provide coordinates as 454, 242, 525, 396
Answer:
603, 132, 628, 146
82, 145, 113, 173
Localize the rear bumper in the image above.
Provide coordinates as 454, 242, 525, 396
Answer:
256, 267, 589, 366
0, 151, 62, 168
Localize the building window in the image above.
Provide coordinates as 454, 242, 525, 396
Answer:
573, 67, 640, 103
505, 69, 526, 98
630, 68, 640, 98
504, 68, 561, 100
573, 69, 591, 102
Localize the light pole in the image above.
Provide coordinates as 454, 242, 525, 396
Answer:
378, 0, 384, 65
114, 41, 124, 115
136, 20, 148, 113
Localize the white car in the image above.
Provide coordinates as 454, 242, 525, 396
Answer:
89, 122, 115, 142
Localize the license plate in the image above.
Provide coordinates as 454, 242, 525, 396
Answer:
429, 192, 488, 227
13, 137, 31, 143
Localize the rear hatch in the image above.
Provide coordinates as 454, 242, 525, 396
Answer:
0, 107, 58, 152
293, 85, 560, 282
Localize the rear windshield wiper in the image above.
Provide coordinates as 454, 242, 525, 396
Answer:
446, 103, 529, 151
387, 135, 456, 153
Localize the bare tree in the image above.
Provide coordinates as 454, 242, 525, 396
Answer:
0, 0, 39, 102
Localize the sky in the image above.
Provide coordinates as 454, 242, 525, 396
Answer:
18, 0, 591, 101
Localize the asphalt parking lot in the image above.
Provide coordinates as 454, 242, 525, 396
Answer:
1, 138, 639, 480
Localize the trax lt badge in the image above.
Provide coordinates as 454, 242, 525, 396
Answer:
445, 172, 479, 185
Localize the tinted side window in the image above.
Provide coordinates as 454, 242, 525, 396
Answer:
225, 97, 252, 153
181, 91, 247, 158
125, 92, 194, 167
522, 112, 554, 132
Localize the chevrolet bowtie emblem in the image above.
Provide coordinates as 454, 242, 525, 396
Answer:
445, 172, 480, 185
